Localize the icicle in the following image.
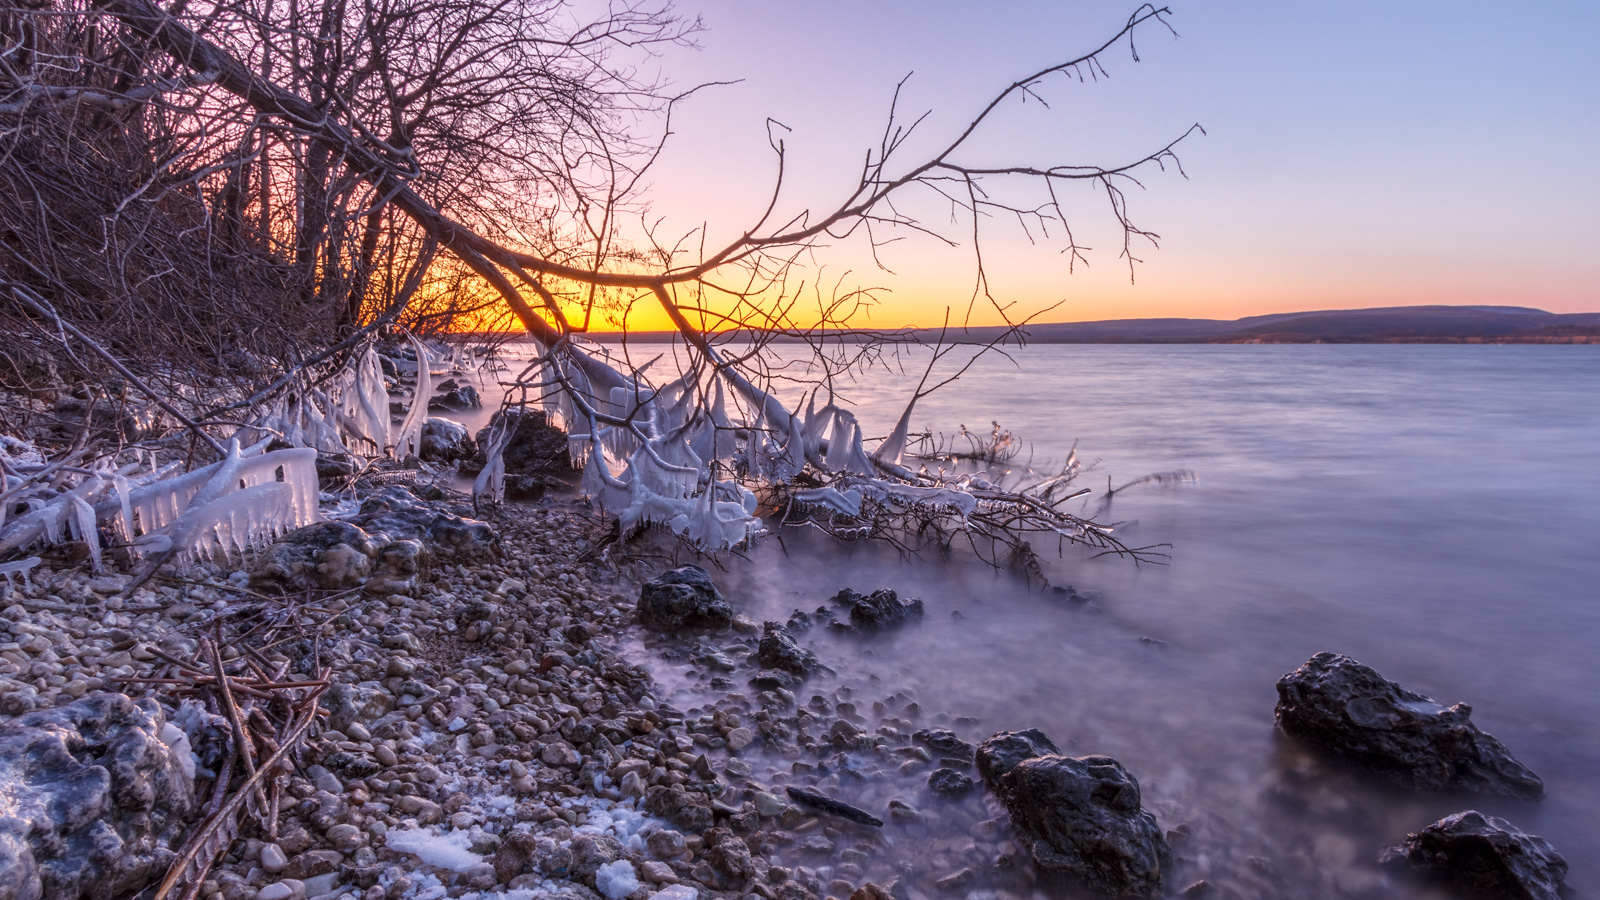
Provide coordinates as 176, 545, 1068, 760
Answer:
473, 419, 513, 505
873, 394, 918, 468
393, 335, 432, 459
68, 494, 101, 570
175, 483, 295, 562
794, 486, 864, 517
0, 556, 39, 596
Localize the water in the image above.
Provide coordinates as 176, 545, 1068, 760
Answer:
487, 344, 1600, 894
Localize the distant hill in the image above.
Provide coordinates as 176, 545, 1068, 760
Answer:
571, 305, 1600, 344
1004, 306, 1600, 344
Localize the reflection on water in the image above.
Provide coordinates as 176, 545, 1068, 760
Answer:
482, 343, 1600, 893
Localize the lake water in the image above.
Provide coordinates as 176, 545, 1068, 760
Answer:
483, 344, 1600, 895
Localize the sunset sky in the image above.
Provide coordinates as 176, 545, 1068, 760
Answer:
608, 1, 1599, 330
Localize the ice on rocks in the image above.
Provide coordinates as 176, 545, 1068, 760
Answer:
386, 827, 487, 873
593, 860, 640, 900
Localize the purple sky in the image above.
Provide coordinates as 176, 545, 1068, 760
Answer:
621, 1, 1599, 327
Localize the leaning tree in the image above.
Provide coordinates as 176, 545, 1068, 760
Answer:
1, 0, 1198, 566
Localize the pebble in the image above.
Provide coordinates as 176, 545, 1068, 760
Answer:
259, 844, 287, 873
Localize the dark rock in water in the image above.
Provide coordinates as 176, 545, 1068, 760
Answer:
976, 728, 1062, 797
914, 728, 975, 761
756, 622, 818, 676
994, 754, 1170, 898
465, 408, 572, 479
419, 417, 475, 462
428, 384, 482, 411
786, 609, 814, 633
829, 588, 925, 632
637, 565, 733, 632
927, 768, 975, 796
785, 787, 883, 826
644, 786, 714, 833
0, 693, 197, 900
1275, 652, 1544, 799
1381, 810, 1567, 900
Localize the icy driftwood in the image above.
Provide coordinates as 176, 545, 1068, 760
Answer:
0, 438, 319, 569
484, 336, 1146, 561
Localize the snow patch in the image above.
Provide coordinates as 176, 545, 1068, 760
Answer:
385, 827, 486, 873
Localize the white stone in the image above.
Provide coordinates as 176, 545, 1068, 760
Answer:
259, 843, 288, 873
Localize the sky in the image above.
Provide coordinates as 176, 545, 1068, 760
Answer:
607, 0, 1600, 329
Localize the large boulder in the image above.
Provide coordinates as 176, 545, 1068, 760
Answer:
1381, 811, 1567, 900
1275, 652, 1543, 799
465, 409, 572, 478
992, 754, 1170, 898
249, 521, 379, 591
637, 565, 733, 632
829, 588, 924, 632
976, 728, 1061, 798
418, 418, 475, 463
0, 693, 197, 900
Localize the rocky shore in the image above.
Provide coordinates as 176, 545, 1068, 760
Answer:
0, 434, 1576, 900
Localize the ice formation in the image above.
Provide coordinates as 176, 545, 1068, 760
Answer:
385, 828, 486, 874
393, 336, 433, 460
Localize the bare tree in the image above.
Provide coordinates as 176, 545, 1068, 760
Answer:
2, 0, 1197, 565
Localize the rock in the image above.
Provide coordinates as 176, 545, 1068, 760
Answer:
927, 768, 974, 796
752, 792, 787, 817
255, 885, 293, 900
570, 835, 624, 879
419, 418, 475, 463
725, 727, 755, 752
933, 868, 974, 893
0, 693, 196, 900
829, 588, 924, 632
646, 829, 687, 859
1381, 810, 1568, 900
704, 828, 756, 880
429, 385, 482, 411
260, 843, 288, 873
749, 669, 800, 692
754, 623, 817, 676
465, 409, 571, 479
638, 860, 676, 884
975, 729, 1061, 798
493, 832, 539, 883
644, 787, 714, 833
992, 754, 1170, 898
647, 888, 699, 900
251, 522, 378, 592
1275, 652, 1544, 799
637, 566, 733, 632
321, 683, 392, 735
850, 885, 892, 900
913, 729, 974, 761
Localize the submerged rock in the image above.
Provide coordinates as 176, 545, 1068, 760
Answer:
1381, 810, 1567, 900
0, 693, 196, 900
1275, 652, 1543, 799
829, 588, 925, 632
637, 565, 733, 632
992, 753, 1170, 898
755, 622, 818, 676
